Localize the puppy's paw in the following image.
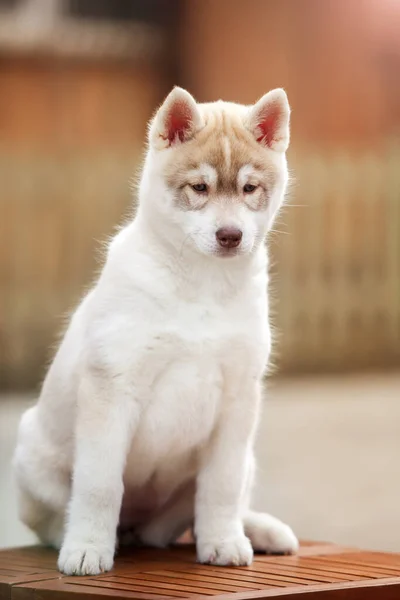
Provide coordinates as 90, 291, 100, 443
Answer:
58, 543, 114, 576
197, 533, 253, 566
244, 511, 299, 555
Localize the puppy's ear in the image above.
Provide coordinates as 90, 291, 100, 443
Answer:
247, 88, 290, 152
149, 87, 203, 150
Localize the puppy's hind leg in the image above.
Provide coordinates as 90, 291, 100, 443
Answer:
14, 406, 71, 549
18, 488, 65, 549
243, 510, 298, 555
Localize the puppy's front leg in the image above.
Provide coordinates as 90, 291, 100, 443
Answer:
195, 379, 260, 566
58, 373, 138, 576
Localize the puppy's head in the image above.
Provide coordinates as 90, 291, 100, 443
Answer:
144, 87, 290, 258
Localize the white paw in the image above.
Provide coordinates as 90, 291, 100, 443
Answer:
245, 512, 299, 555
197, 534, 253, 566
58, 543, 114, 576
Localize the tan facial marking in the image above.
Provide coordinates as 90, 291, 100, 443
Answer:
184, 164, 218, 187
238, 164, 270, 211
164, 105, 279, 210
222, 136, 232, 172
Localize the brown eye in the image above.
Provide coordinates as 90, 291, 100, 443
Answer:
191, 183, 208, 193
243, 183, 257, 193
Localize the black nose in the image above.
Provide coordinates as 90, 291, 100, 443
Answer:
216, 227, 243, 249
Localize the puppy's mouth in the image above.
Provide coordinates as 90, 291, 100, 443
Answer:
215, 246, 242, 258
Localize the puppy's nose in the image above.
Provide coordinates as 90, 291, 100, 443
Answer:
216, 227, 243, 249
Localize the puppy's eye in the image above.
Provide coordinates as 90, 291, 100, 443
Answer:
191, 183, 208, 193
243, 184, 257, 194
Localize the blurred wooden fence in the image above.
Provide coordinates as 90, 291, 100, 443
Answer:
0, 32, 168, 389
0, 150, 137, 388
1, 145, 399, 388
272, 145, 400, 372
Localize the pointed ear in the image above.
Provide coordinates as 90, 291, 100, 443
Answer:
149, 87, 203, 150
247, 88, 290, 152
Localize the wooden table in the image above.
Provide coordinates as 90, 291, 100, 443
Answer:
1, 541, 400, 599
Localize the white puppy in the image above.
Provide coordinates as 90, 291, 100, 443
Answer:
13, 87, 298, 575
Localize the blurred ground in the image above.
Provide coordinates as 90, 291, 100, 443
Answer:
1, 372, 399, 552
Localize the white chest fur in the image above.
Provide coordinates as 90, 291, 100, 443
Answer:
87, 236, 270, 496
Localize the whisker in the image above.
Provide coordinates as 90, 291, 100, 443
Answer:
269, 229, 290, 236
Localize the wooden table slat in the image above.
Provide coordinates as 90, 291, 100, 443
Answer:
1, 542, 400, 599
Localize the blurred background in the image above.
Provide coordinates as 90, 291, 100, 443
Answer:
0, 0, 399, 552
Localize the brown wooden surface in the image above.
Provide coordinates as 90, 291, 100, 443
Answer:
1, 542, 400, 599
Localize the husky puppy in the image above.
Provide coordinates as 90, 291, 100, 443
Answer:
13, 87, 298, 575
